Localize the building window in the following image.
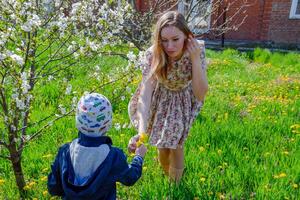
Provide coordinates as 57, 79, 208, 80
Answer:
178, 0, 212, 34
290, 0, 300, 19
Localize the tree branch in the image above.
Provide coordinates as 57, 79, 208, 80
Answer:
0, 140, 7, 148
36, 34, 73, 75
18, 109, 74, 152
21, 32, 31, 72
0, 154, 10, 160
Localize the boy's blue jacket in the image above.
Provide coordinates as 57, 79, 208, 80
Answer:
48, 133, 143, 200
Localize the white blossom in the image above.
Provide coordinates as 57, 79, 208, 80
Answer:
21, 23, 32, 32
73, 52, 79, 59
16, 98, 25, 110
10, 125, 16, 132
21, 72, 31, 94
127, 51, 136, 62
58, 105, 66, 115
65, 84, 72, 95
0, 52, 7, 60
48, 75, 54, 81
10, 54, 24, 65
72, 96, 78, 108
114, 123, 121, 130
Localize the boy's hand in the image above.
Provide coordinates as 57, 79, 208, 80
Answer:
135, 144, 147, 158
128, 134, 139, 153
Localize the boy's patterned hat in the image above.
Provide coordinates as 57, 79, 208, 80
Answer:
76, 93, 112, 137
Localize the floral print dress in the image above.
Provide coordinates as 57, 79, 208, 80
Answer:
128, 41, 207, 149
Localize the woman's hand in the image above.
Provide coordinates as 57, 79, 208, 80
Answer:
186, 35, 202, 61
128, 134, 140, 153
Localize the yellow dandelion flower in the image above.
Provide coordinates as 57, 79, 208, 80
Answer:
273, 173, 287, 179
279, 173, 287, 178
33, 198, 38, 200
290, 124, 300, 129
43, 190, 48, 196
292, 183, 298, 189
264, 152, 271, 157
200, 177, 206, 182
40, 176, 48, 181
218, 192, 226, 199
0, 179, 5, 185
199, 146, 205, 152
139, 133, 149, 143
23, 185, 31, 190
224, 113, 228, 120
42, 154, 52, 158
136, 140, 142, 147
217, 149, 222, 155
42, 167, 49, 173
28, 181, 36, 187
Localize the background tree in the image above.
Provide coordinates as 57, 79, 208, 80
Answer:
0, 0, 140, 196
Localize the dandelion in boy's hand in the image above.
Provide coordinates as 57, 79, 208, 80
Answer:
139, 132, 149, 143
136, 132, 149, 147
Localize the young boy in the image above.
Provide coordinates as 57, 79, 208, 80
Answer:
48, 93, 147, 199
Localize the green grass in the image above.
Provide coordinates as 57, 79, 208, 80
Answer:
0, 48, 299, 199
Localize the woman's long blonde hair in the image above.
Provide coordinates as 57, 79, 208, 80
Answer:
151, 11, 192, 80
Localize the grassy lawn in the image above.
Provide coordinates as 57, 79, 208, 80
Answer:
0, 48, 299, 199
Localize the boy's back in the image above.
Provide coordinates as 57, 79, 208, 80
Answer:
48, 93, 146, 200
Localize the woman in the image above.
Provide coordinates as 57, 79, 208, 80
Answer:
128, 11, 208, 183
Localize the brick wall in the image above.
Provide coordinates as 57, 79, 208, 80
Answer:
137, 0, 300, 47
268, 0, 300, 44
205, 0, 300, 46
209, 0, 272, 41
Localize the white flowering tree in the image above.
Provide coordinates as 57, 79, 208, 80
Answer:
0, 0, 142, 196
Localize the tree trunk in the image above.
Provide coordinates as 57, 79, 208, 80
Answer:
9, 146, 26, 197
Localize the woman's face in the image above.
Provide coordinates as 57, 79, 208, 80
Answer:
160, 25, 186, 60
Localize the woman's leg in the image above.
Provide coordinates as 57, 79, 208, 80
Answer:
169, 146, 184, 183
157, 148, 170, 176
